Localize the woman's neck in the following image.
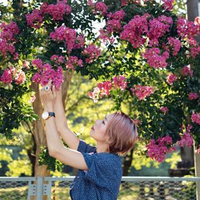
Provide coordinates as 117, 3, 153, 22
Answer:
96, 142, 109, 153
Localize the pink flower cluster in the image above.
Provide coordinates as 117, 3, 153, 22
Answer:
82, 44, 101, 64
50, 26, 79, 53
99, 29, 115, 44
167, 73, 177, 85
120, 14, 149, 48
42, 1, 71, 21
51, 55, 65, 64
107, 10, 125, 21
178, 132, 193, 148
160, 107, 169, 114
113, 75, 127, 90
177, 17, 200, 39
95, 2, 108, 16
190, 46, 200, 58
131, 85, 154, 100
146, 135, 175, 162
121, 0, 127, 6
181, 66, 193, 77
89, 75, 127, 102
89, 81, 112, 102
167, 37, 181, 56
189, 92, 199, 100
26, 1, 71, 28
106, 19, 122, 34
0, 68, 26, 85
191, 112, 200, 125
148, 16, 173, 46
26, 9, 43, 29
162, 0, 174, 11
66, 56, 83, 69
106, 10, 125, 34
32, 59, 64, 89
0, 22, 19, 57
143, 48, 169, 69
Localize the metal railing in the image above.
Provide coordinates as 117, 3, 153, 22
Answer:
0, 176, 200, 200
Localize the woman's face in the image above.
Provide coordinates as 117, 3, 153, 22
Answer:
90, 114, 112, 142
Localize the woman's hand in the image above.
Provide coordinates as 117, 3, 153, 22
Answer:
40, 81, 57, 111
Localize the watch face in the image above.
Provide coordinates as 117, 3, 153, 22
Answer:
42, 111, 49, 120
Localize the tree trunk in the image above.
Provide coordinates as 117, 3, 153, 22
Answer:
31, 71, 73, 177
31, 82, 50, 177
122, 149, 134, 176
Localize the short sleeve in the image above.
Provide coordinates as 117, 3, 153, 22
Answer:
77, 140, 96, 153
80, 153, 122, 189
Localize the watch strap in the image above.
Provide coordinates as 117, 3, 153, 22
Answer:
48, 112, 55, 118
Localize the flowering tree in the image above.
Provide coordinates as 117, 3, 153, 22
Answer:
0, 0, 200, 176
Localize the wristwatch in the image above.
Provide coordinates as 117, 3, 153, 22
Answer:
42, 111, 55, 120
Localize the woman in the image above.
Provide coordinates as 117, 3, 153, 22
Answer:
40, 81, 138, 200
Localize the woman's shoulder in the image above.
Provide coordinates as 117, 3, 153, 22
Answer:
95, 152, 122, 166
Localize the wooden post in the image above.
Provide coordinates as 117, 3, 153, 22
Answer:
194, 148, 200, 200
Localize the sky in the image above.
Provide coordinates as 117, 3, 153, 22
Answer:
0, 0, 7, 5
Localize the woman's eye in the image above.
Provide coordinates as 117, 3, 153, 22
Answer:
102, 120, 105, 124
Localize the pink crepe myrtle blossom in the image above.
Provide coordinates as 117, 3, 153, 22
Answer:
148, 16, 173, 46
74, 34, 85, 49
88, 87, 101, 103
26, 9, 44, 29
14, 70, 26, 85
177, 17, 200, 39
23, 61, 30, 69
106, 19, 122, 33
82, 44, 101, 64
50, 26, 77, 53
189, 92, 199, 100
0, 22, 19, 57
143, 48, 169, 69
66, 56, 83, 69
167, 37, 181, 56
120, 14, 149, 48
146, 135, 175, 162
191, 112, 200, 125
88, 81, 112, 102
190, 46, 200, 58
160, 107, 169, 114
112, 75, 127, 90
121, 0, 127, 6
177, 132, 193, 148
107, 10, 125, 21
99, 29, 115, 44
43, 0, 71, 21
0, 22, 20, 41
162, 0, 174, 11
167, 73, 177, 85
32, 59, 43, 69
181, 66, 193, 77
32, 61, 64, 89
95, 2, 108, 16
0, 69, 13, 84
50, 55, 65, 64
131, 85, 154, 100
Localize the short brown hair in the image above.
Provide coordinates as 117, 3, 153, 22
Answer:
105, 112, 138, 155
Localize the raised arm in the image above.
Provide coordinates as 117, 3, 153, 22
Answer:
54, 87, 80, 150
40, 83, 87, 170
